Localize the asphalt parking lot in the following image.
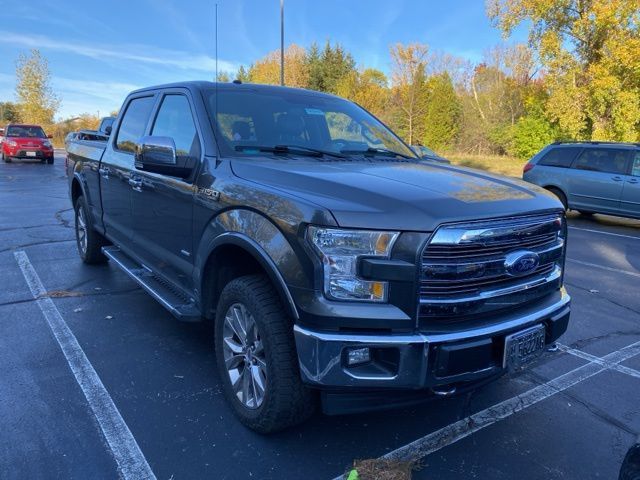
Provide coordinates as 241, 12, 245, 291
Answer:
1, 151, 639, 480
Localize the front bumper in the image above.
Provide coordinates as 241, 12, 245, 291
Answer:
294, 288, 570, 391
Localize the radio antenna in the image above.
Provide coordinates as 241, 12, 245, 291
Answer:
214, 3, 218, 135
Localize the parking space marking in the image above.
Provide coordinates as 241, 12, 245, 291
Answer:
14, 251, 156, 480
569, 226, 640, 241
557, 343, 640, 380
330, 340, 640, 477
567, 259, 640, 278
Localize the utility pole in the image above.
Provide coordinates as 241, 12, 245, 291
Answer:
280, 0, 284, 86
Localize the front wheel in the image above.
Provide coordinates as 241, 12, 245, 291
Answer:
47, 156, 54, 164
215, 274, 316, 433
2, 152, 10, 163
74, 196, 108, 264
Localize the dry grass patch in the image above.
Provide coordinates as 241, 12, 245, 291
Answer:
447, 153, 527, 178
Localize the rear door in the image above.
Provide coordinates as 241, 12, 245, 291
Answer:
567, 147, 630, 213
100, 94, 156, 247
620, 150, 640, 218
130, 91, 202, 292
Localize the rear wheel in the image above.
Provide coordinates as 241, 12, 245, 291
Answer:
546, 187, 568, 210
74, 196, 108, 264
577, 210, 594, 216
215, 274, 316, 433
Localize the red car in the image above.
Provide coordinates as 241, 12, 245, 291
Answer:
1, 124, 54, 164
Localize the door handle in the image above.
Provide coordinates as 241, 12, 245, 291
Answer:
612, 176, 623, 182
629, 178, 639, 184
98, 167, 110, 179
128, 177, 143, 192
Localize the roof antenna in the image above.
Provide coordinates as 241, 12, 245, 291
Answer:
213, 2, 220, 164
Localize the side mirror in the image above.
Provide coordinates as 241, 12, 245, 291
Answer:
104, 125, 112, 136
47, 134, 53, 139
135, 135, 191, 178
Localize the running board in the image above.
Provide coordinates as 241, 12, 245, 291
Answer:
102, 246, 201, 322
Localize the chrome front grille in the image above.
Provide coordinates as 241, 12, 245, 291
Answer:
419, 213, 565, 323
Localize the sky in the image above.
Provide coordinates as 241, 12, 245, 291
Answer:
0, 0, 528, 120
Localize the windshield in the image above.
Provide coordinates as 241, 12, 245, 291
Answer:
205, 87, 416, 159
6, 126, 46, 138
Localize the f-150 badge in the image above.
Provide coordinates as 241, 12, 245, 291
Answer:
198, 187, 220, 200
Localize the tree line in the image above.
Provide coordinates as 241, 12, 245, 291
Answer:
223, 0, 639, 158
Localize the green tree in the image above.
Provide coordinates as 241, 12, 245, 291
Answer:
0, 101, 20, 123
306, 41, 356, 93
236, 65, 250, 83
488, 0, 640, 141
422, 72, 461, 151
15, 49, 60, 124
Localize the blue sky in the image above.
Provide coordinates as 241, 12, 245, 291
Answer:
0, 0, 527, 119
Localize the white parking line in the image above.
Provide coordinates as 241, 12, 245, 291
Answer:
14, 251, 156, 480
330, 340, 640, 476
569, 226, 640, 241
557, 343, 640, 380
567, 258, 640, 278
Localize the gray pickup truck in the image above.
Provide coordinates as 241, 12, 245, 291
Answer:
67, 81, 571, 433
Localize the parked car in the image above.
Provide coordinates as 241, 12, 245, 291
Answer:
67, 81, 570, 433
523, 141, 640, 219
2, 124, 54, 164
412, 144, 451, 164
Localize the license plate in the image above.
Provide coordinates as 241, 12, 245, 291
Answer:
26, 151, 36, 157
503, 324, 546, 370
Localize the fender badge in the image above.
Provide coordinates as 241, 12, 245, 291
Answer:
198, 188, 220, 200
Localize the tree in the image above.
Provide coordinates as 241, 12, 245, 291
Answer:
236, 65, 250, 83
248, 44, 309, 88
488, 0, 640, 141
306, 41, 356, 93
335, 68, 390, 121
389, 43, 430, 145
0, 101, 20, 123
422, 73, 461, 151
15, 49, 60, 124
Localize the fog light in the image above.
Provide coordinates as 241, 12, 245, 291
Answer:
347, 347, 371, 366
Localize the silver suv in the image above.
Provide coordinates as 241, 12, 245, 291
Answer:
523, 142, 640, 219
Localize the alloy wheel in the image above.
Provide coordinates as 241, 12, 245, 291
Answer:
222, 302, 267, 409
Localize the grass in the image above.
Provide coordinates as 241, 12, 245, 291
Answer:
446, 153, 527, 178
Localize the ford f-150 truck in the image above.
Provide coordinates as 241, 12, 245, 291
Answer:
67, 81, 571, 433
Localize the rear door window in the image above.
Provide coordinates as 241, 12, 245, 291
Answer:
631, 151, 640, 177
151, 94, 201, 159
115, 96, 155, 153
538, 147, 581, 168
571, 148, 631, 175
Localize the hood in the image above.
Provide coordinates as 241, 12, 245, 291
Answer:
231, 157, 563, 231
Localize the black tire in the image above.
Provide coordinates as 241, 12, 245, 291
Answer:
546, 187, 568, 210
2, 153, 10, 163
74, 196, 108, 264
577, 210, 594, 216
215, 274, 316, 433
47, 156, 54, 164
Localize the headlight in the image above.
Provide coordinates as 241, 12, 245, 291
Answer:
6, 140, 17, 147
307, 226, 399, 302
42, 140, 52, 148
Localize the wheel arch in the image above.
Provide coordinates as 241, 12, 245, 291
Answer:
199, 233, 299, 322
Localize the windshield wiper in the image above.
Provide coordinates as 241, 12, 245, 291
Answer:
235, 144, 347, 158
340, 147, 414, 159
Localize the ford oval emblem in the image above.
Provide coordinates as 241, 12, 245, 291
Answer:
504, 250, 540, 277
